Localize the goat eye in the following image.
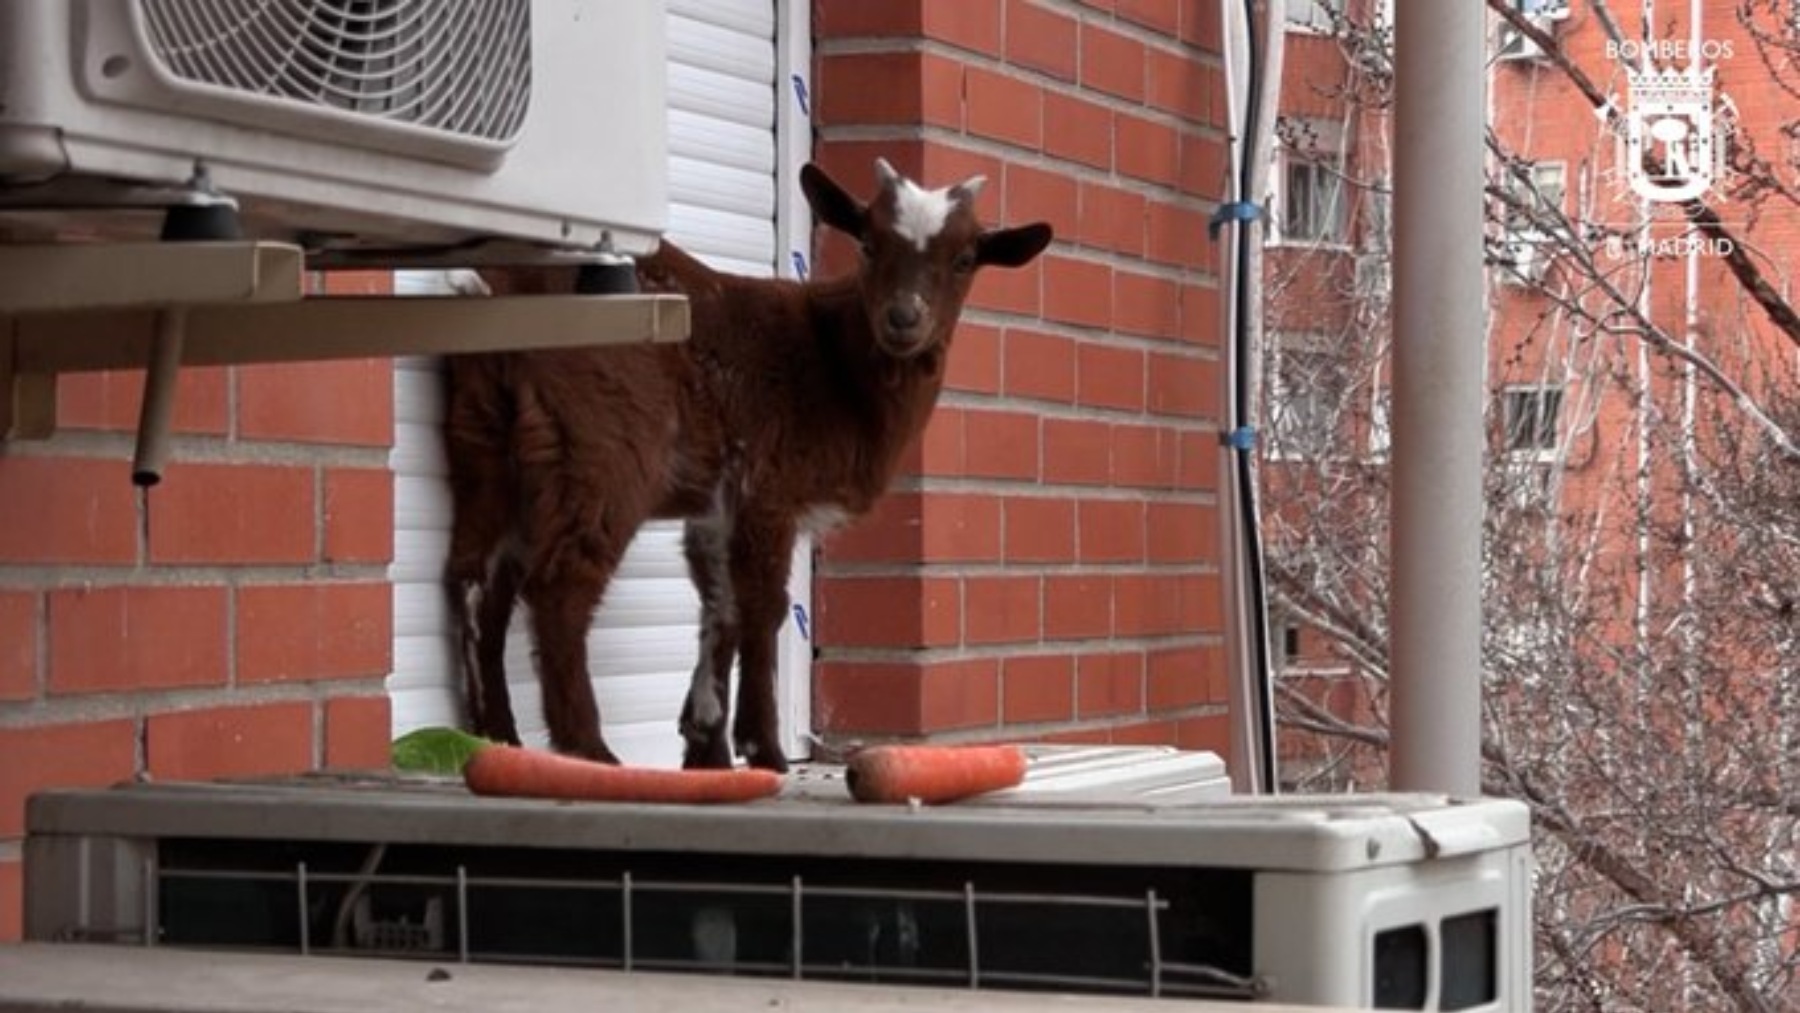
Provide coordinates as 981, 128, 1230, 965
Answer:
953, 250, 977, 273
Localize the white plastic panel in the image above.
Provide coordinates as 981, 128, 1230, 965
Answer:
667, 204, 777, 269
667, 13, 776, 82
668, 157, 777, 219
670, 110, 777, 173
667, 0, 774, 37
386, 2, 805, 768
669, 62, 776, 127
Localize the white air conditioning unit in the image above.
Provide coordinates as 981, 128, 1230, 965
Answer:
1499, 235, 1550, 286
0, 0, 667, 259
1496, 16, 1552, 62
22, 746, 1534, 1010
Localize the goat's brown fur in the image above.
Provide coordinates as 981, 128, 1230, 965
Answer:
444, 160, 1052, 770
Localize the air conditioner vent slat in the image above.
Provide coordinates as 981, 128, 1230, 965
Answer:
149, 836, 1259, 1001
138, 0, 531, 143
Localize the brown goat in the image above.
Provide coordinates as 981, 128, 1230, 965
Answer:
443, 159, 1053, 771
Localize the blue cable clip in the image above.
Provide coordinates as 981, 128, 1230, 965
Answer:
1208, 201, 1262, 240
1223, 426, 1257, 451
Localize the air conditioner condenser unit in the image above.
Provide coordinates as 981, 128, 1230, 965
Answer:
0, 0, 668, 259
22, 746, 1534, 1010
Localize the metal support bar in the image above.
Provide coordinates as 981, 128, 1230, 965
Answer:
9, 294, 689, 376
0, 242, 304, 313
0, 239, 690, 443
296, 863, 311, 957
142, 855, 158, 949
964, 882, 980, 989
456, 866, 470, 965
1146, 888, 1163, 998
621, 872, 635, 973
790, 876, 803, 980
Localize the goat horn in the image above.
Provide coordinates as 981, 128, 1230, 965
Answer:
953, 175, 987, 203
875, 157, 902, 190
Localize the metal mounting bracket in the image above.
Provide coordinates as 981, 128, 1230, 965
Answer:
0, 240, 688, 483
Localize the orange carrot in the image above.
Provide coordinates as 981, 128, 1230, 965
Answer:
464, 745, 783, 804
845, 744, 1028, 804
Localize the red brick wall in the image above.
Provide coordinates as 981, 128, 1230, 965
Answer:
809, 0, 1230, 753
0, 271, 395, 941
0, 6, 1234, 935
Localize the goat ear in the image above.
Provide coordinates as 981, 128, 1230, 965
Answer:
801, 163, 866, 239
976, 222, 1054, 268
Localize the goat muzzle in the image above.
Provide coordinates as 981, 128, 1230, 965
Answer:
877, 295, 934, 358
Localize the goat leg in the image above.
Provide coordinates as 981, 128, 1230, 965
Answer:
523, 573, 619, 764
727, 519, 796, 773
680, 514, 738, 769
678, 607, 737, 770
443, 357, 526, 746
466, 554, 525, 745
445, 548, 523, 746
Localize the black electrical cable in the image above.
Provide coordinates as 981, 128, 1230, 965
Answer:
1233, 0, 1278, 792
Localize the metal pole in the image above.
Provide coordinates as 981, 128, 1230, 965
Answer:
1390, 0, 1486, 796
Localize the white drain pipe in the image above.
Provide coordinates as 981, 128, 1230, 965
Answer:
1217, 0, 1284, 794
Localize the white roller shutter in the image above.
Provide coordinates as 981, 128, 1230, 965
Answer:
387, 0, 812, 767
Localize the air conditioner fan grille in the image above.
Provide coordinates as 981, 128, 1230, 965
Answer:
139, 0, 531, 142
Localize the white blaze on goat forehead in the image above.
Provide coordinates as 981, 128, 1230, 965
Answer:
890, 177, 985, 252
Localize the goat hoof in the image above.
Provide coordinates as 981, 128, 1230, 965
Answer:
739, 740, 789, 774
568, 741, 620, 765
683, 736, 734, 770
469, 719, 522, 747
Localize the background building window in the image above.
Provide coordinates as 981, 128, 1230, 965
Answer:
1271, 338, 1349, 459
1273, 119, 1349, 245
1284, 160, 1347, 243
1501, 385, 1564, 457
1284, 0, 1335, 32
1500, 162, 1566, 237
1497, 161, 1565, 285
